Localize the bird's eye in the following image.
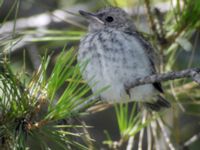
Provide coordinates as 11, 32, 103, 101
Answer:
105, 16, 114, 22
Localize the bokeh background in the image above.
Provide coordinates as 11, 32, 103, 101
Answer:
0, 0, 200, 150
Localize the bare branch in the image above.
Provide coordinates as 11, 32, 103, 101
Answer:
126, 136, 135, 150
157, 118, 176, 150
125, 68, 200, 90
144, 0, 157, 33
182, 132, 200, 148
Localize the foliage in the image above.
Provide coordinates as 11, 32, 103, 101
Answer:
0, 0, 200, 149
0, 49, 98, 149
176, 0, 200, 30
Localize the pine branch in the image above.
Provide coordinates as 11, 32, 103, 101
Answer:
125, 68, 200, 90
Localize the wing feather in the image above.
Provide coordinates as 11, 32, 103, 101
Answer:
125, 31, 164, 93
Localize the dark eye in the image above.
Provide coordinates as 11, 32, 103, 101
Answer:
105, 16, 114, 22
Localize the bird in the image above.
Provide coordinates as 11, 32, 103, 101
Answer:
78, 7, 170, 111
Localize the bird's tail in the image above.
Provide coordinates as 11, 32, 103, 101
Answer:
145, 95, 171, 111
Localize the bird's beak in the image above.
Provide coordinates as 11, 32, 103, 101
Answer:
79, 10, 104, 24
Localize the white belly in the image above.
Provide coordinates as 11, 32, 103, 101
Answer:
78, 29, 155, 103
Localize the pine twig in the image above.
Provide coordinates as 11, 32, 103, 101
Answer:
157, 118, 176, 150
182, 132, 200, 149
138, 110, 147, 150
144, 0, 160, 41
126, 136, 135, 150
125, 68, 200, 90
27, 119, 49, 130
150, 121, 159, 150
147, 125, 152, 150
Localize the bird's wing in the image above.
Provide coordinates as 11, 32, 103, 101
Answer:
125, 31, 164, 93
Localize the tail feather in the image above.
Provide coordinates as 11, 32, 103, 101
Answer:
145, 95, 171, 111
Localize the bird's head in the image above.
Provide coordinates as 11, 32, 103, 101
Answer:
79, 7, 136, 32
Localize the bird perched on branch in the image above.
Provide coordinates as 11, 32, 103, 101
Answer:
78, 7, 170, 111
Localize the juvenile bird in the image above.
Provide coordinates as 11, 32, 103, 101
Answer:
78, 7, 170, 111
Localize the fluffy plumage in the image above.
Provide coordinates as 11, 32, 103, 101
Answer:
78, 7, 170, 110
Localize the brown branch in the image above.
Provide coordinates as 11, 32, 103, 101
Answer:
27, 119, 49, 130
125, 68, 200, 90
144, 0, 160, 39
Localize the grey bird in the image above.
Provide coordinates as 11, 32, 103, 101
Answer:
78, 7, 170, 111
